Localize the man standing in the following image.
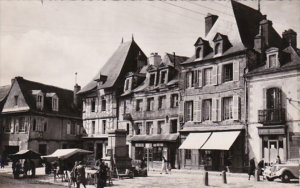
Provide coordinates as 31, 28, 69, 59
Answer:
96, 159, 107, 188
75, 161, 86, 188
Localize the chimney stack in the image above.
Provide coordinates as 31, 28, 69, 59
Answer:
259, 15, 273, 47
282, 29, 297, 49
205, 13, 218, 36
148, 52, 162, 67
73, 84, 81, 108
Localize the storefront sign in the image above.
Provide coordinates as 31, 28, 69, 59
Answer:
145, 143, 152, 148
258, 128, 285, 135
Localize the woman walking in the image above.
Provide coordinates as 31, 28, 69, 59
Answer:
248, 158, 255, 180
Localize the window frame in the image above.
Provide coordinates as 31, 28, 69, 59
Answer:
185, 149, 192, 160
158, 95, 166, 110
223, 63, 233, 83
146, 97, 154, 111
203, 67, 213, 86
171, 94, 179, 108
202, 99, 212, 121
149, 73, 156, 86
136, 99, 143, 111
222, 97, 233, 120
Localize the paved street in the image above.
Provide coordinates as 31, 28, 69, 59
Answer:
1, 166, 299, 188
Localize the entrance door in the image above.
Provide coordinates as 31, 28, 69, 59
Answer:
263, 139, 284, 164
96, 143, 103, 159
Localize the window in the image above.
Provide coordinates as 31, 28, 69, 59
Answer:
186, 72, 194, 88
202, 99, 212, 121
101, 97, 106, 111
153, 143, 163, 161
92, 121, 95, 134
33, 119, 37, 131
146, 98, 154, 111
170, 119, 178, 133
126, 123, 129, 135
14, 95, 18, 106
269, 54, 277, 68
135, 123, 142, 135
5, 118, 12, 133
125, 79, 130, 91
158, 96, 166, 110
215, 42, 222, 55
223, 97, 233, 120
52, 97, 59, 111
102, 120, 106, 134
146, 122, 153, 135
136, 99, 143, 111
135, 145, 144, 160
223, 63, 233, 82
157, 121, 164, 134
71, 121, 76, 135
203, 68, 212, 86
185, 101, 193, 121
123, 101, 127, 114
18, 117, 25, 132
91, 99, 96, 112
37, 95, 43, 109
149, 73, 156, 86
44, 122, 47, 132
196, 47, 202, 59
160, 71, 167, 84
171, 94, 179, 108
185, 149, 191, 160
267, 88, 282, 109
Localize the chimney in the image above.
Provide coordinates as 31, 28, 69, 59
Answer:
136, 51, 146, 71
148, 52, 162, 67
73, 84, 81, 108
205, 13, 218, 36
282, 29, 297, 49
259, 15, 273, 47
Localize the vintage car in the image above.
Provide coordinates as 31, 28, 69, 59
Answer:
264, 158, 299, 182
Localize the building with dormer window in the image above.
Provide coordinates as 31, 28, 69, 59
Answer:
0, 77, 82, 156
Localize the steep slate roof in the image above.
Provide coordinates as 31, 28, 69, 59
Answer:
182, 0, 282, 64
79, 40, 146, 94
9, 77, 81, 117
0, 85, 11, 111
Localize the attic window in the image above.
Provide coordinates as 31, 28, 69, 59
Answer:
125, 79, 130, 91
267, 54, 278, 68
149, 73, 156, 86
196, 47, 202, 59
14, 95, 18, 106
160, 70, 167, 84
52, 97, 59, 111
215, 42, 222, 55
36, 95, 43, 110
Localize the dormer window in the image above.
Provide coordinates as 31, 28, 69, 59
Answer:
149, 73, 156, 86
196, 47, 202, 59
37, 95, 43, 110
14, 95, 18, 106
266, 48, 280, 68
215, 42, 222, 55
160, 70, 167, 84
194, 37, 212, 60
52, 97, 59, 111
213, 33, 232, 57
124, 77, 132, 91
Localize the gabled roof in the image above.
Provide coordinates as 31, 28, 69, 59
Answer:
79, 40, 147, 94
165, 53, 188, 66
4, 77, 81, 117
0, 85, 11, 112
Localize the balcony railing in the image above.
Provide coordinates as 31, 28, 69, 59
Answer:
258, 108, 286, 125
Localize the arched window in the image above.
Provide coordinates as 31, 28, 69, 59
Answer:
266, 88, 282, 109
215, 43, 222, 55
196, 47, 202, 59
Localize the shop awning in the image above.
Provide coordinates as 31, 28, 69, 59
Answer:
179, 132, 211, 149
201, 131, 240, 150
129, 133, 179, 142
41, 148, 93, 160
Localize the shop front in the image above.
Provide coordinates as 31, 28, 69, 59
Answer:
129, 133, 179, 169
179, 131, 245, 172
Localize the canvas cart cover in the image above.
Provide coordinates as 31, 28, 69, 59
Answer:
41, 148, 92, 160
10, 150, 41, 159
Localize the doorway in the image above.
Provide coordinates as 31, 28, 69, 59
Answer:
263, 138, 284, 164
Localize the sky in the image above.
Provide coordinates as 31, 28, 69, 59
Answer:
1, 0, 300, 90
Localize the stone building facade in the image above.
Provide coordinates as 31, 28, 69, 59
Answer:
0, 77, 82, 156
246, 29, 300, 164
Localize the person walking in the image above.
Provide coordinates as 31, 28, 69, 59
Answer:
276, 155, 281, 164
160, 156, 168, 174
30, 159, 36, 178
75, 161, 86, 188
257, 159, 264, 180
96, 159, 107, 188
248, 158, 255, 180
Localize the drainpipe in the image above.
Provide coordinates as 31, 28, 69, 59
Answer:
244, 61, 249, 167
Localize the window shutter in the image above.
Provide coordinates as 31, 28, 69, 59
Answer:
212, 65, 218, 85
194, 70, 198, 87
191, 72, 195, 87
181, 71, 187, 89
232, 95, 240, 120
198, 69, 203, 87
194, 99, 202, 122
217, 98, 222, 121
67, 122, 71, 134
233, 61, 240, 81
212, 98, 217, 121
263, 88, 267, 109
218, 64, 223, 84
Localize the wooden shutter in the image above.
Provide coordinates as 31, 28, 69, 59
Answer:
191, 71, 195, 87
194, 99, 202, 122
212, 65, 218, 85
263, 88, 267, 109
217, 98, 222, 121
194, 70, 198, 87
212, 98, 217, 122
198, 69, 203, 87
232, 95, 240, 120
67, 122, 71, 135
233, 61, 240, 81
218, 64, 223, 84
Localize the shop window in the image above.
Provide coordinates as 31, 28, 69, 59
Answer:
153, 145, 163, 161
202, 99, 212, 121
185, 149, 191, 160
171, 94, 179, 108
223, 63, 233, 82
135, 147, 144, 160
223, 97, 233, 120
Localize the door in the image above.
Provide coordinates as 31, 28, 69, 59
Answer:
263, 139, 284, 165
96, 143, 103, 159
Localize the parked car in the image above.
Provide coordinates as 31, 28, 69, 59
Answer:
264, 158, 300, 182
